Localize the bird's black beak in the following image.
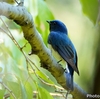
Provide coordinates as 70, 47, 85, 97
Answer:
46, 20, 51, 24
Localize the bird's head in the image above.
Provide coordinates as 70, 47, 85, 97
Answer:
47, 20, 68, 34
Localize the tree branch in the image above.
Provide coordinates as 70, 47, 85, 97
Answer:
0, 2, 87, 99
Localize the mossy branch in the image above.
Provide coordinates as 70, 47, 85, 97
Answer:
0, 2, 87, 99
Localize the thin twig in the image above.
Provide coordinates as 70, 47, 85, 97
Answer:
33, 91, 66, 98
18, 0, 24, 6
26, 57, 65, 91
0, 17, 65, 91
34, 70, 64, 91
14, 0, 19, 4
0, 82, 17, 99
0, 17, 40, 71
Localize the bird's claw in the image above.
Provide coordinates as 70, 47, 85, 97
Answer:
57, 59, 62, 63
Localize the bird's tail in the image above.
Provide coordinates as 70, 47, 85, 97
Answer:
65, 72, 73, 91
65, 64, 74, 91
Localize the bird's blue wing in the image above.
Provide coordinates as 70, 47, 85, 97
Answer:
48, 32, 79, 74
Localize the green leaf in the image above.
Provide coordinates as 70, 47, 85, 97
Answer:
20, 82, 28, 99
0, 62, 4, 75
6, 81, 20, 98
0, 89, 5, 99
36, 70, 54, 84
28, 0, 54, 44
4, 74, 18, 83
35, 0, 55, 44
2, 74, 23, 98
37, 86, 53, 99
2, 80, 28, 99
25, 82, 33, 99
37, 0, 54, 23
80, 0, 99, 24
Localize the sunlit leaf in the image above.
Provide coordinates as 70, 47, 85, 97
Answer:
0, 62, 4, 75
6, 81, 20, 98
3, 74, 18, 83
36, 70, 54, 84
2, 79, 28, 99
35, 0, 55, 44
25, 82, 33, 99
0, 89, 5, 99
20, 82, 28, 99
80, 0, 99, 24
37, 86, 53, 99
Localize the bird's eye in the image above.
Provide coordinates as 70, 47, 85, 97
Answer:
53, 22, 56, 25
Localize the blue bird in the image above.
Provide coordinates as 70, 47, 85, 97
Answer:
47, 20, 79, 91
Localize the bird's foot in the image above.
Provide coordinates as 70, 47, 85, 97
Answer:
57, 59, 62, 63
64, 68, 67, 72
66, 90, 71, 99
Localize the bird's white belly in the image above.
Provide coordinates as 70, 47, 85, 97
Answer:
48, 44, 66, 67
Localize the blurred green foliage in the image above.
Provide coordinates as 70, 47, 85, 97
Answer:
35, 0, 54, 44
28, 0, 54, 44
37, 86, 53, 99
80, 0, 99, 24
0, 0, 99, 99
